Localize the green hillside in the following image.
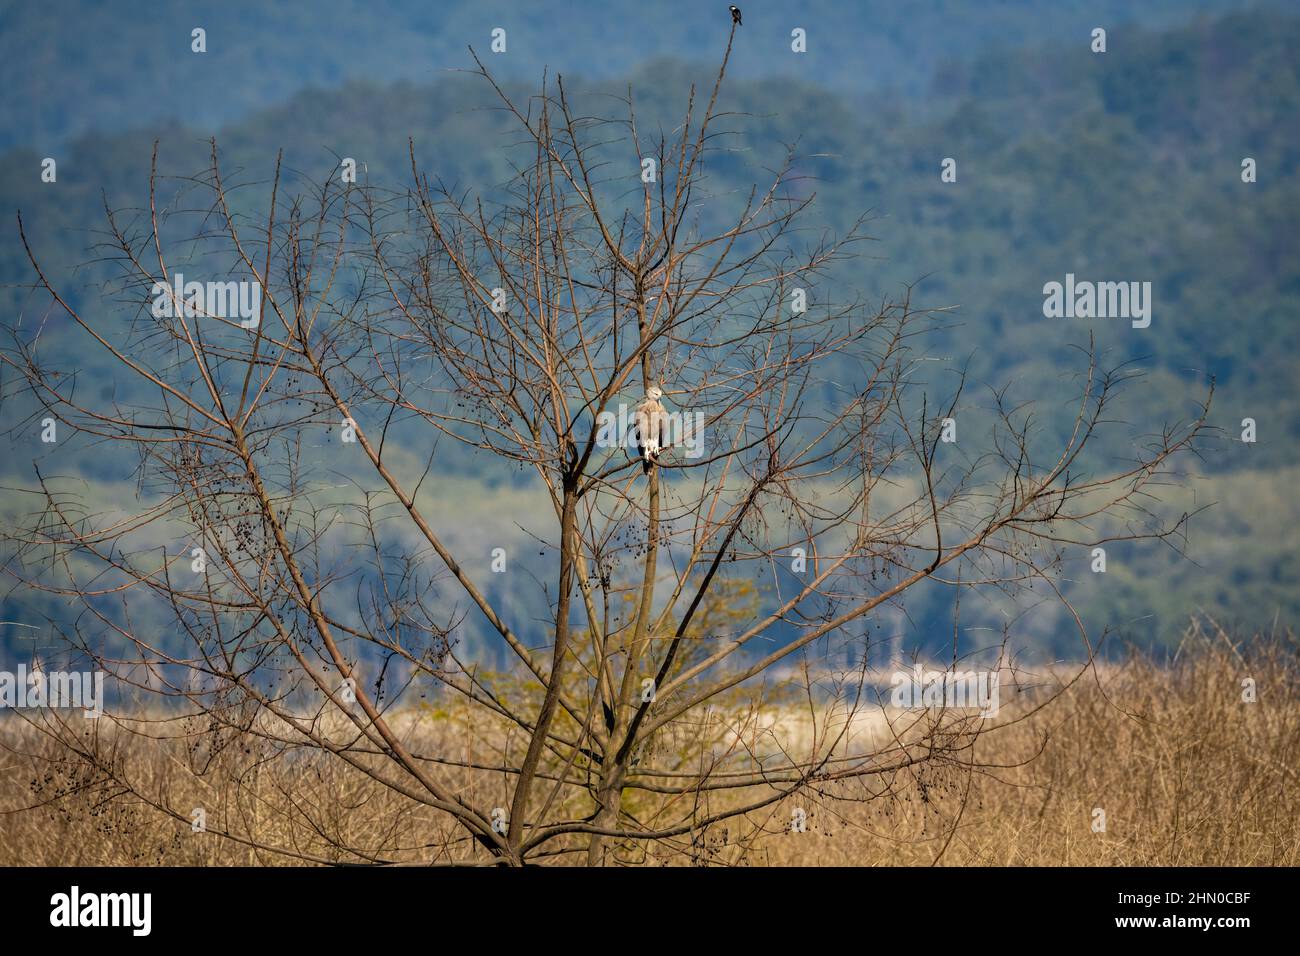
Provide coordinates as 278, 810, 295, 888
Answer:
2, 6, 1297, 660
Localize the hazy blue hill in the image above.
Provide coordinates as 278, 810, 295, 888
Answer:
2, 5, 1297, 660
0, 0, 1278, 150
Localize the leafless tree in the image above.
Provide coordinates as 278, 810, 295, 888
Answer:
1, 24, 1209, 865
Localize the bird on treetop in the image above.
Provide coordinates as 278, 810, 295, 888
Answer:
729, 6, 742, 27
633, 386, 669, 476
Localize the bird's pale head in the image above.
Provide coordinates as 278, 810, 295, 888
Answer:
646, 386, 663, 401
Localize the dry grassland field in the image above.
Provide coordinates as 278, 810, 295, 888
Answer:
2, 627, 1294, 867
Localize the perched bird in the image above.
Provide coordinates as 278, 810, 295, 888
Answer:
729, 5, 742, 26
633, 386, 669, 475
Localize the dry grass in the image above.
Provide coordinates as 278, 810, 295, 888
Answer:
1, 626, 1295, 866
754, 630, 1300, 866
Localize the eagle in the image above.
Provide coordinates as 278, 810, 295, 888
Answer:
729, 5, 742, 26
633, 386, 669, 475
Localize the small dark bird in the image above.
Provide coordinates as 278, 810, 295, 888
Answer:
729, 5, 742, 26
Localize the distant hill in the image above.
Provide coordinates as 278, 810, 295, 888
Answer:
0, 0, 1278, 150
1, 5, 1296, 659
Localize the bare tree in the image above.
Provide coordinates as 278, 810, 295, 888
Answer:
2, 25, 1209, 866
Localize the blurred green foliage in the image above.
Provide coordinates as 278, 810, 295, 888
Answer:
1, 4, 1296, 660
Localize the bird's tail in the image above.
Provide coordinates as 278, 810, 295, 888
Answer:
642, 458, 652, 475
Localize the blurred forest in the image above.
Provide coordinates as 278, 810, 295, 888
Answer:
1, 2, 1296, 664
0, 0, 1276, 149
